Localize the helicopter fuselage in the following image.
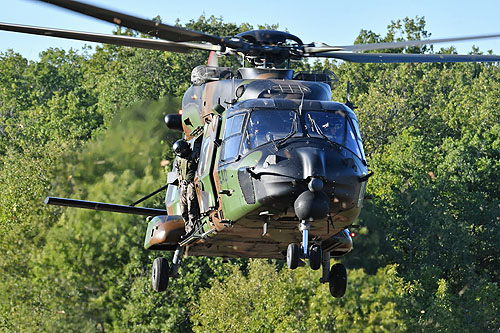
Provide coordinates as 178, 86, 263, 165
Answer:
145, 67, 370, 260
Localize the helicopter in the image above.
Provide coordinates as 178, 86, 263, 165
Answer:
2, 0, 500, 299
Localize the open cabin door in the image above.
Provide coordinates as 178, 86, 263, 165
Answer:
195, 114, 221, 214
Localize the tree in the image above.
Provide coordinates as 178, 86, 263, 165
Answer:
192, 260, 410, 332
1, 14, 499, 331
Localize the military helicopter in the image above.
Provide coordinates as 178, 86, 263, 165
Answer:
3, 0, 500, 298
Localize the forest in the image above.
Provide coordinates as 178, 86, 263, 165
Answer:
0, 16, 499, 332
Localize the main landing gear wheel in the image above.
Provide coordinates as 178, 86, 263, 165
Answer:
309, 244, 322, 270
287, 243, 300, 269
152, 257, 170, 292
329, 263, 347, 298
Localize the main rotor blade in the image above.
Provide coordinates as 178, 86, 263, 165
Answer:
310, 51, 500, 63
306, 33, 500, 53
37, 0, 223, 44
0, 22, 221, 53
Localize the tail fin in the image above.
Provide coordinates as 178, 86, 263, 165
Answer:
208, 51, 218, 67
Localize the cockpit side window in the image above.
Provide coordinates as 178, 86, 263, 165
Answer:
350, 118, 366, 160
224, 113, 244, 138
220, 113, 246, 163
245, 110, 300, 150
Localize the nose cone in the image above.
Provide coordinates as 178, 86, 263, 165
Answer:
294, 189, 329, 220
296, 147, 327, 179
249, 138, 363, 217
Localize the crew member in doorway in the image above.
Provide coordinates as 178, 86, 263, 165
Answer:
173, 139, 200, 236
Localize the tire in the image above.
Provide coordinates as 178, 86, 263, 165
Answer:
309, 244, 322, 270
329, 263, 347, 298
287, 243, 300, 269
152, 257, 170, 292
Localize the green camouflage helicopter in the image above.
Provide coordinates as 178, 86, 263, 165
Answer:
3, 0, 500, 298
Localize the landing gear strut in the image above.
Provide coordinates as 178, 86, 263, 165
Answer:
286, 240, 348, 298
299, 220, 310, 258
151, 245, 185, 292
286, 220, 322, 270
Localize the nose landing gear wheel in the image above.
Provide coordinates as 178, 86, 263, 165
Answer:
309, 244, 322, 270
152, 257, 170, 292
287, 243, 300, 269
329, 263, 347, 298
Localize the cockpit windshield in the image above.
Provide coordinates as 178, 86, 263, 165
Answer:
234, 107, 365, 161
246, 110, 301, 150
306, 110, 345, 143
305, 110, 364, 159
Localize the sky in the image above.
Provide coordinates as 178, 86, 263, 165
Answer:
1, 0, 500, 61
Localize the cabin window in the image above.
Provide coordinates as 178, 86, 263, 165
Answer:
220, 113, 246, 163
197, 137, 211, 175
165, 160, 180, 207
165, 184, 179, 206
245, 110, 300, 150
305, 110, 362, 158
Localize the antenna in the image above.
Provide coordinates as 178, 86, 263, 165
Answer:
345, 81, 356, 109
298, 93, 305, 115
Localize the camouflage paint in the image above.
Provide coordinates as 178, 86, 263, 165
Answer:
153, 68, 371, 259
144, 215, 185, 250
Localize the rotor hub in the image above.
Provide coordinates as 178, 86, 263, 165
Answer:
235, 30, 303, 46
232, 30, 305, 67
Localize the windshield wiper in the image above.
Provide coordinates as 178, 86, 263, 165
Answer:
307, 113, 340, 149
275, 113, 299, 149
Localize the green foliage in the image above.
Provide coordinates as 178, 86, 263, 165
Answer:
1, 14, 499, 332
192, 260, 410, 332
306, 16, 500, 331
355, 16, 431, 54
0, 49, 100, 155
